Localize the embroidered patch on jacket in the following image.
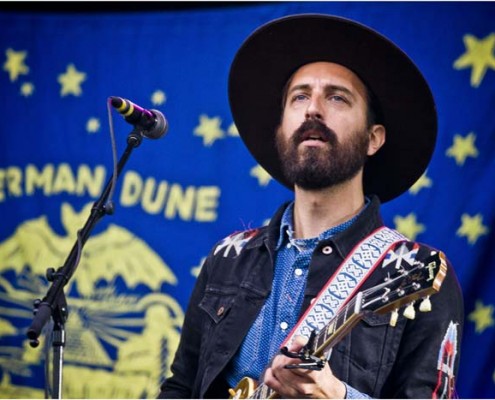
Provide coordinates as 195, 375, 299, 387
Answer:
433, 321, 459, 399
214, 229, 259, 258
382, 242, 419, 270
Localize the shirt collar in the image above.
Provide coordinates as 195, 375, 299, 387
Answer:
275, 201, 295, 250
275, 197, 371, 251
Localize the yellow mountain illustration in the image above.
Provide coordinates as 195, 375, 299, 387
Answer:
64, 312, 113, 366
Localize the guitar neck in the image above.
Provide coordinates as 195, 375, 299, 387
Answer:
312, 292, 364, 357
249, 295, 365, 399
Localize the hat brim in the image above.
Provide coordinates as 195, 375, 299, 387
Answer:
228, 14, 437, 203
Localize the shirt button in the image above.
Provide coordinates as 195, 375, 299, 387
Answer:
280, 321, 289, 330
322, 246, 333, 255
286, 243, 292, 249
217, 306, 225, 316
294, 268, 303, 277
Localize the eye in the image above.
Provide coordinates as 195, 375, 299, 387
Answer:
291, 93, 309, 103
329, 94, 348, 103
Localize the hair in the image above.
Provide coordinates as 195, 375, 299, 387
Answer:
365, 86, 384, 127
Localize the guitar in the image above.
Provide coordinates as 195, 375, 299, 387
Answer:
228, 250, 447, 399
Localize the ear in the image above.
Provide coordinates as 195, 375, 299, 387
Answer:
367, 124, 386, 156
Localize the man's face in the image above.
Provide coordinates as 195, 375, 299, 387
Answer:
276, 61, 375, 190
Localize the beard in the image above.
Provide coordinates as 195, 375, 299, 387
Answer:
276, 119, 370, 190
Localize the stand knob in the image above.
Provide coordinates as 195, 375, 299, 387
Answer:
46, 268, 56, 282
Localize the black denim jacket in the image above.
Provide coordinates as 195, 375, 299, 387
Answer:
159, 196, 464, 399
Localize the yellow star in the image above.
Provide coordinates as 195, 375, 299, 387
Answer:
227, 122, 239, 137
250, 164, 272, 186
457, 213, 488, 244
393, 213, 425, 241
454, 33, 495, 88
86, 118, 101, 133
58, 63, 86, 96
151, 90, 167, 106
446, 132, 479, 166
3, 48, 29, 81
408, 171, 432, 195
468, 300, 494, 334
20, 82, 35, 97
190, 257, 206, 278
193, 114, 224, 146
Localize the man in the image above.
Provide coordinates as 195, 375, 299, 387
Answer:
158, 14, 464, 399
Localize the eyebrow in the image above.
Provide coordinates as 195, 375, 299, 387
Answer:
288, 83, 357, 101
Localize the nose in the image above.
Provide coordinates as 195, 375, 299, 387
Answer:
305, 96, 324, 120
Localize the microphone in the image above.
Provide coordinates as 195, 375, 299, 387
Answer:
110, 96, 168, 139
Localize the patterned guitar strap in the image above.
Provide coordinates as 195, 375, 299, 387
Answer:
281, 226, 408, 350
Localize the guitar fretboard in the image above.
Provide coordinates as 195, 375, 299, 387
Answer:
312, 293, 362, 356
249, 295, 364, 399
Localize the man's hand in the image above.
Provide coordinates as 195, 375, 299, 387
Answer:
263, 336, 346, 399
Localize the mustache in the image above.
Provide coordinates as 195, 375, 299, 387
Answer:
292, 119, 337, 145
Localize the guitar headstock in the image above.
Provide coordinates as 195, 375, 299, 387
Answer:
361, 251, 447, 318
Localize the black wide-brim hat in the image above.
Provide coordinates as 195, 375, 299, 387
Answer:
228, 14, 437, 203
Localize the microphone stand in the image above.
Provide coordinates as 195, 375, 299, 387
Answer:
27, 128, 145, 399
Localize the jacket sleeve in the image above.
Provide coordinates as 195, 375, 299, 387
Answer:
381, 253, 464, 399
157, 256, 211, 399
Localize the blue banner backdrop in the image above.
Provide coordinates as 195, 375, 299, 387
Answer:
1, 2, 494, 398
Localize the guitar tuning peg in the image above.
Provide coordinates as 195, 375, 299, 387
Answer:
419, 296, 432, 312
390, 308, 399, 327
403, 302, 416, 320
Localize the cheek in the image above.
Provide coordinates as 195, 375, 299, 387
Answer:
334, 114, 367, 137
280, 113, 301, 136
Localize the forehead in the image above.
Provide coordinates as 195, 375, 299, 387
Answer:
288, 61, 368, 97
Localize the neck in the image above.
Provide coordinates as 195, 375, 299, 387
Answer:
292, 178, 365, 239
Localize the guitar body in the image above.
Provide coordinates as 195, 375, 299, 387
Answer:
229, 377, 257, 399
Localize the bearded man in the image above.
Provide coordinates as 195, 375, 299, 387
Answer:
158, 14, 464, 399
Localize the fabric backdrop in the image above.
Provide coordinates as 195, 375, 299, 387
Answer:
0, 2, 494, 398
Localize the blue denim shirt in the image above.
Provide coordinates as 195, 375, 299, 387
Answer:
159, 195, 464, 399
225, 201, 366, 389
